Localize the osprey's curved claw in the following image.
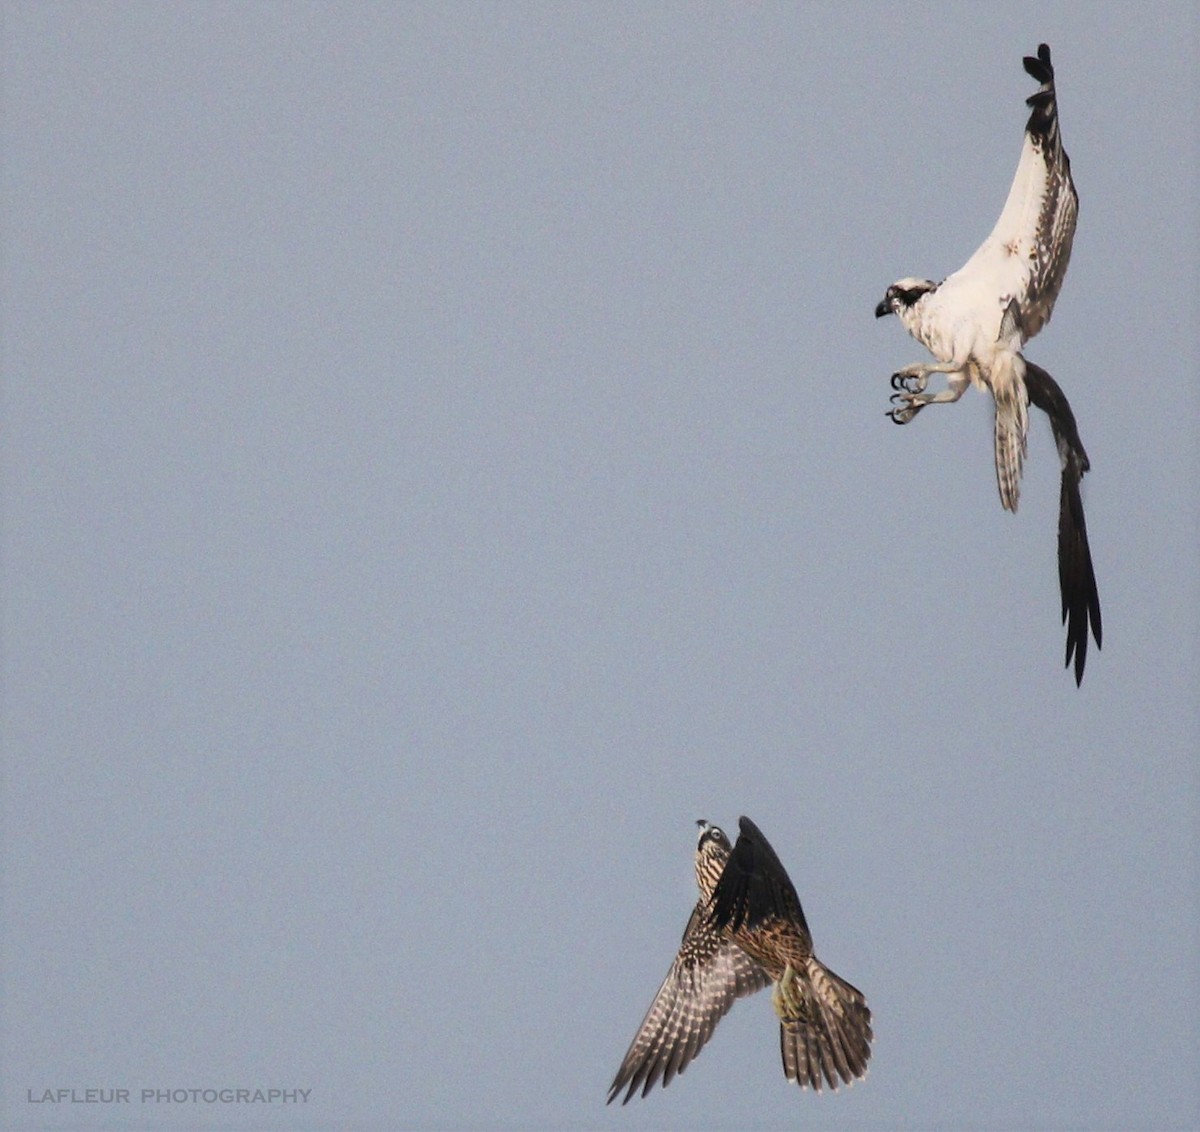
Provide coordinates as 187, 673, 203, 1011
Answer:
888, 393, 923, 424
890, 368, 929, 395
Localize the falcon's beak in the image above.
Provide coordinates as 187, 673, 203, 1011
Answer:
875, 297, 892, 318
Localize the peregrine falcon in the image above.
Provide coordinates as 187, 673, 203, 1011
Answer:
706, 816, 873, 1092
608, 817, 871, 1103
875, 45, 1101, 684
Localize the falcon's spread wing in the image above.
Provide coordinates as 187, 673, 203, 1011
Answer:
956, 43, 1077, 343
707, 816, 811, 941
1025, 362, 1102, 683
607, 905, 769, 1104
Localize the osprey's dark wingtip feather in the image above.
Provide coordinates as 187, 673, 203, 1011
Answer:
1023, 43, 1054, 85
1022, 43, 1061, 142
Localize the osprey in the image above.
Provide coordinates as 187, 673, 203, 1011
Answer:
875, 43, 1101, 684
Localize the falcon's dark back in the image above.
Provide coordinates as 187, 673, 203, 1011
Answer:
707, 816, 812, 943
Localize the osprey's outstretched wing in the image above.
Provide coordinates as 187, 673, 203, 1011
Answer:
958, 43, 1078, 342
607, 904, 769, 1104
1025, 362, 1102, 683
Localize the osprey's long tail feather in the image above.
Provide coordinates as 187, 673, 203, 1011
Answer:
992, 353, 1029, 512
1024, 360, 1102, 683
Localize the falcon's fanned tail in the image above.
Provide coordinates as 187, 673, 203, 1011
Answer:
778, 957, 873, 1091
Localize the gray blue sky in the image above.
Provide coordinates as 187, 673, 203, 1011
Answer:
3, 4, 1197, 1130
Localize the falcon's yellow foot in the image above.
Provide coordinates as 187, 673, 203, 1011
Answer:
772, 963, 802, 1020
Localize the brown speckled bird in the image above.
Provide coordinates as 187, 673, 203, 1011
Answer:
608, 817, 871, 1103
607, 821, 769, 1104
707, 815, 873, 1092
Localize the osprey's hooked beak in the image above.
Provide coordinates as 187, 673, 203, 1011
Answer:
874, 296, 893, 318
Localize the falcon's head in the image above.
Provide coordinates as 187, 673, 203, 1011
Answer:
694, 820, 732, 900
875, 277, 938, 318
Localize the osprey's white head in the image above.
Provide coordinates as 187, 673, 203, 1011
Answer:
875, 277, 938, 321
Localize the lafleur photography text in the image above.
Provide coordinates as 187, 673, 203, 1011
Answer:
28, 1087, 311, 1105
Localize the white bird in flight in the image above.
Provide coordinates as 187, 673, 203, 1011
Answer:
876, 44, 1101, 683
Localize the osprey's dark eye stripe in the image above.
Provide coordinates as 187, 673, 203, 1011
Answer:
895, 285, 930, 307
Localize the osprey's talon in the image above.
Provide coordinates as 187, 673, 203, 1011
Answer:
888, 395, 922, 424
890, 368, 928, 395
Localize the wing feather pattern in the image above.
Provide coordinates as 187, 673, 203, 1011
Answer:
607, 906, 769, 1104
1019, 44, 1077, 338
957, 43, 1077, 343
